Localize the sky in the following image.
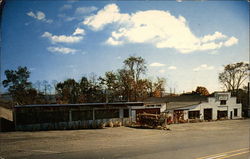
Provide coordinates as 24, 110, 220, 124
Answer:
1, 0, 249, 94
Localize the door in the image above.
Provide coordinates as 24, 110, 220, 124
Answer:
131, 110, 136, 122
204, 108, 212, 120
230, 111, 233, 119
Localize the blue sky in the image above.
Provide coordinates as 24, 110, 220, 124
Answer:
1, 0, 249, 93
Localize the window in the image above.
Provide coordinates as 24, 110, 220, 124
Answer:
217, 111, 228, 119
16, 110, 69, 125
220, 100, 227, 105
123, 109, 129, 118
95, 109, 119, 119
188, 111, 200, 119
234, 109, 238, 117
146, 105, 154, 107
72, 110, 93, 121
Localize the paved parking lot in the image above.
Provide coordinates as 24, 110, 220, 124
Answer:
0, 119, 249, 159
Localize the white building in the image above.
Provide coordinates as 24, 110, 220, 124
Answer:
144, 92, 242, 123
166, 92, 242, 123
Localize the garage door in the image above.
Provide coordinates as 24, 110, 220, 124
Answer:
204, 108, 212, 120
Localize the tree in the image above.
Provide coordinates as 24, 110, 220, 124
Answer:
41, 80, 51, 95
79, 77, 90, 103
152, 77, 166, 97
99, 71, 120, 102
195, 86, 209, 96
55, 79, 80, 104
236, 85, 249, 117
123, 56, 147, 101
87, 73, 105, 103
51, 80, 58, 94
2, 66, 36, 105
34, 80, 42, 92
219, 62, 249, 95
135, 79, 150, 100
117, 68, 134, 101
123, 56, 147, 82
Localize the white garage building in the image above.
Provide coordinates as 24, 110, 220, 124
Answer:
144, 92, 242, 123
167, 92, 242, 123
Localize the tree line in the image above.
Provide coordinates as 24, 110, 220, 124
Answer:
2, 56, 248, 107
2, 56, 166, 105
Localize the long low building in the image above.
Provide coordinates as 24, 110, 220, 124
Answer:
13, 102, 144, 131
7, 92, 244, 131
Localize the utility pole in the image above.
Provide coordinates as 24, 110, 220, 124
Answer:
0, 0, 5, 96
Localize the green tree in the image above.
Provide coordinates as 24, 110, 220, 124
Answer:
78, 77, 90, 102
2, 66, 38, 105
99, 71, 121, 102
55, 79, 80, 104
87, 73, 105, 103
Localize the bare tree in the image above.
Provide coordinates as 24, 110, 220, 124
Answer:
219, 62, 249, 95
34, 80, 42, 92
51, 80, 58, 94
123, 56, 147, 82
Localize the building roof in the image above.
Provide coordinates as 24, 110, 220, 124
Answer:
14, 102, 144, 108
166, 101, 202, 110
144, 95, 207, 111
144, 95, 208, 103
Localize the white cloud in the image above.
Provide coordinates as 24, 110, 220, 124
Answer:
42, 31, 83, 43
168, 66, 177, 70
201, 31, 227, 43
106, 37, 123, 45
60, 4, 72, 11
193, 64, 215, 72
27, 11, 53, 23
224, 36, 238, 46
75, 6, 98, 14
73, 28, 85, 35
58, 6, 97, 22
47, 47, 77, 54
159, 69, 166, 73
58, 13, 76, 22
149, 62, 165, 67
83, 4, 130, 31
83, 4, 238, 53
